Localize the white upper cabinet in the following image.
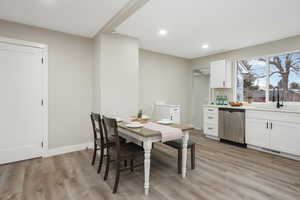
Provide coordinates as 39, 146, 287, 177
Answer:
210, 60, 232, 88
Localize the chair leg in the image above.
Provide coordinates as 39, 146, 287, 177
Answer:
130, 159, 134, 172
191, 144, 195, 170
97, 147, 104, 174
113, 161, 121, 193
178, 148, 182, 174
124, 160, 127, 167
104, 154, 110, 180
91, 144, 97, 165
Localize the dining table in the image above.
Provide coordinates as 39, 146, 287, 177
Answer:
118, 121, 194, 195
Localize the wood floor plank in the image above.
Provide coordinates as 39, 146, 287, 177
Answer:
0, 130, 299, 200
21, 159, 44, 200
0, 160, 27, 199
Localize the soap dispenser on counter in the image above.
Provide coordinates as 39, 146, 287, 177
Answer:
215, 95, 228, 105
223, 95, 228, 105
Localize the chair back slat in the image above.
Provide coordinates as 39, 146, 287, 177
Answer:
90, 112, 104, 145
102, 116, 120, 158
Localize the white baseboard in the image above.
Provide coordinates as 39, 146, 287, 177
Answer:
205, 135, 220, 141
247, 145, 300, 161
46, 142, 93, 157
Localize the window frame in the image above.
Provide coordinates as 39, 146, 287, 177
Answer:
234, 49, 300, 104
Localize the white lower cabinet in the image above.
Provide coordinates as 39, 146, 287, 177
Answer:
246, 118, 269, 149
270, 121, 300, 156
204, 123, 218, 137
203, 106, 218, 137
246, 110, 300, 156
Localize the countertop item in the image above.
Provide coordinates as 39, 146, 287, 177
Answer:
204, 104, 246, 110
203, 104, 300, 114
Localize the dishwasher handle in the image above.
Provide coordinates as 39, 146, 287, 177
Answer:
219, 108, 245, 113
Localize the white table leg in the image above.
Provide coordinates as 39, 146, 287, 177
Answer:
143, 140, 152, 195
182, 131, 189, 178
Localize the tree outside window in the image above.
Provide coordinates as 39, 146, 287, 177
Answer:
237, 58, 267, 102
269, 53, 300, 102
237, 52, 300, 103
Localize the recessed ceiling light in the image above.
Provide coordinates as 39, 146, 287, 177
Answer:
158, 29, 168, 36
202, 44, 209, 49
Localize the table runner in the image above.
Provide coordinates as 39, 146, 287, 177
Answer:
143, 122, 182, 142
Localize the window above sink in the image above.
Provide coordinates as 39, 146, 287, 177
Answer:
236, 51, 300, 103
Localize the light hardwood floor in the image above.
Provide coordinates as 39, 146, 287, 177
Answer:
1, 130, 300, 200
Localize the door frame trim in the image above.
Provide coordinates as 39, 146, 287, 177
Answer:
0, 36, 49, 157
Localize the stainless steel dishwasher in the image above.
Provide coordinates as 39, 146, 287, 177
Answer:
219, 108, 245, 144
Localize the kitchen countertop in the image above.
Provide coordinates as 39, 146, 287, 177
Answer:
203, 104, 300, 114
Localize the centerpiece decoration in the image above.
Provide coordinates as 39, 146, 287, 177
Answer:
137, 109, 143, 119
131, 109, 149, 124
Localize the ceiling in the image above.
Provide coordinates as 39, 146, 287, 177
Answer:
116, 0, 300, 58
1, 0, 300, 58
0, 0, 129, 37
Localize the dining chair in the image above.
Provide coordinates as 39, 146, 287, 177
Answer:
90, 113, 126, 174
90, 112, 102, 167
165, 139, 195, 174
102, 116, 144, 193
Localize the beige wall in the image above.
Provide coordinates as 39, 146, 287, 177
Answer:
93, 34, 101, 112
93, 37, 192, 122
139, 49, 192, 123
191, 34, 300, 100
0, 20, 94, 149
93, 33, 139, 119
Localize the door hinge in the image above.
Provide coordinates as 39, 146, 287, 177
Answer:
41, 99, 44, 106
41, 142, 44, 148
41, 58, 44, 64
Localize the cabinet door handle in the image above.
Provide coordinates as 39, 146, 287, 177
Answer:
208, 127, 213, 130
266, 122, 269, 129
208, 116, 213, 119
223, 81, 225, 87
270, 122, 273, 130
208, 109, 214, 111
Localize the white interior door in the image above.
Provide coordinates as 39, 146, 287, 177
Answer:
0, 42, 44, 165
191, 74, 210, 129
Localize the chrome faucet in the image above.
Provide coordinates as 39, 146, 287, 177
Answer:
272, 87, 284, 108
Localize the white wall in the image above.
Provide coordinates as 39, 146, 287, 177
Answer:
139, 50, 192, 123
0, 19, 93, 149
93, 33, 139, 118
93, 39, 193, 123
93, 34, 101, 112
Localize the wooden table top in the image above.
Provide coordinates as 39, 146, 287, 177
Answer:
118, 122, 194, 138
